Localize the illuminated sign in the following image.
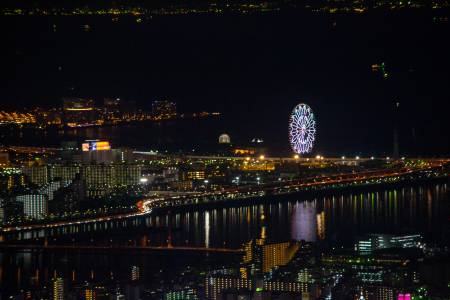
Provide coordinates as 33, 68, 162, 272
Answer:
398, 294, 411, 300
81, 140, 111, 151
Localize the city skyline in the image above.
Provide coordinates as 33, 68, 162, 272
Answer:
1, 2, 449, 300
2, 9, 450, 155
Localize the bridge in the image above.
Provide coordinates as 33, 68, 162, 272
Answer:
0, 244, 243, 254
1, 160, 448, 234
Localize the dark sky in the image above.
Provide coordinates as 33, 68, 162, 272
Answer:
1, 11, 449, 155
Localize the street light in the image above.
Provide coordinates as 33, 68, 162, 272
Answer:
294, 154, 299, 160
259, 154, 265, 160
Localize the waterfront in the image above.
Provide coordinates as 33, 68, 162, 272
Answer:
1, 182, 448, 296
2, 2, 450, 298
2, 11, 450, 155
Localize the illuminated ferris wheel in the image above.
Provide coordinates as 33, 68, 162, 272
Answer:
289, 103, 316, 154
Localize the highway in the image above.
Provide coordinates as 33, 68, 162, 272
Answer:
0, 244, 242, 253
1, 161, 447, 234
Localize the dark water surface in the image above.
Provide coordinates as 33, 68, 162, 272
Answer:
1, 182, 449, 294
2, 12, 450, 155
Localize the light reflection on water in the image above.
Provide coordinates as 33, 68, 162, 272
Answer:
0, 183, 448, 293
3, 183, 448, 248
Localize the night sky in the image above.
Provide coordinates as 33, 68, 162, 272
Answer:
1, 11, 449, 155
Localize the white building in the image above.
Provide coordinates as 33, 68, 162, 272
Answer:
16, 194, 48, 219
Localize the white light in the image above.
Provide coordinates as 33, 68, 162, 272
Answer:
259, 155, 265, 160
371, 156, 375, 160
139, 178, 148, 183
294, 154, 299, 159
204, 180, 209, 184
356, 156, 360, 160
386, 157, 390, 160
289, 103, 316, 154
341, 156, 345, 160
316, 155, 321, 160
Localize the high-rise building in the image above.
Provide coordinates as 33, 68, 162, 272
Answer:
16, 194, 48, 219
84, 288, 96, 300
262, 242, 300, 273
52, 278, 64, 300
131, 266, 140, 282
22, 165, 48, 186
82, 164, 142, 198
51, 176, 84, 214
0, 172, 26, 192
355, 234, 422, 254
205, 277, 252, 300
48, 164, 80, 182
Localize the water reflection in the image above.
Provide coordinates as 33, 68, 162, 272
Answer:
291, 201, 317, 242
0, 183, 449, 295
3, 183, 448, 248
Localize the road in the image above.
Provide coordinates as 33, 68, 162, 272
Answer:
1, 161, 447, 233
0, 244, 242, 253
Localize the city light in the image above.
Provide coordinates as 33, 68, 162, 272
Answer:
2, 5, 449, 299
289, 103, 316, 154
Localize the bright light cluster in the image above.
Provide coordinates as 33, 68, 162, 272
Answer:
289, 103, 316, 154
